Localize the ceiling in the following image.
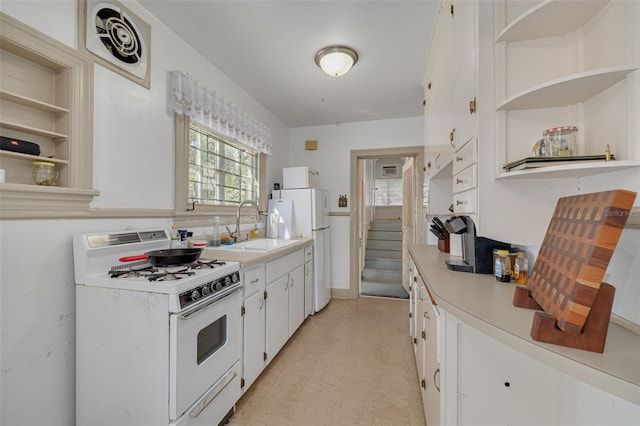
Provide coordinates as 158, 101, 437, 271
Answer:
138, 1, 439, 128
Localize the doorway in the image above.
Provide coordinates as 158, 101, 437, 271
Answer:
349, 146, 424, 299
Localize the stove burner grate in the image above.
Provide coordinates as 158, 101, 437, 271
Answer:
147, 268, 195, 282
191, 259, 226, 269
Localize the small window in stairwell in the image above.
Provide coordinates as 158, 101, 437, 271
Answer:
374, 178, 403, 206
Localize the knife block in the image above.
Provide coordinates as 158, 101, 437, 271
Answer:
437, 232, 450, 253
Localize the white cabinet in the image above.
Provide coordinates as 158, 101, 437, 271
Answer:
241, 264, 266, 391
411, 263, 441, 426
265, 274, 289, 361
265, 249, 305, 362
423, 297, 441, 426
287, 265, 304, 335
242, 288, 265, 390
241, 246, 309, 390
304, 245, 313, 318
455, 319, 557, 425
424, 0, 478, 220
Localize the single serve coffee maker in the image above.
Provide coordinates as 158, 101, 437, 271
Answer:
444, 215, 511, 273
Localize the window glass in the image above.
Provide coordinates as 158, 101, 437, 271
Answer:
188, 126, 259, 206
374, 178, 403, 206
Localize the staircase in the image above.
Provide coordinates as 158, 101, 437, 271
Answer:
361, 220, 408, 298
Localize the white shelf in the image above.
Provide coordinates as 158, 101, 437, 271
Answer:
496, 160, 640, 179
497, 65, 639, 111
0, 150, 68, 165
0, 90, 69, 114
428, 160, 453, 181
496, 0, 609, 43
0, 120, 68, 140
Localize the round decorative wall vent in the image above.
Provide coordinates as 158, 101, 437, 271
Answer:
83, 0, 151, 88
94, 7, 143, 65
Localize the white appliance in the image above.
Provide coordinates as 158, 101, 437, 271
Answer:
283, 166, 318, 189
274, 188, 331, 313
73, 229, 242, 426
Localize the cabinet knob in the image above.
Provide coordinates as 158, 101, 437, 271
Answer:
421, 330, 426, 340
434, 368, 441, 392
424, 311, 430, 319
456, 156, 463, 162
421, 379, 426, 390
456, 200, 464, 206
449, 128, 456, 147
456, 178, 464, 184
469, 97, 477, 114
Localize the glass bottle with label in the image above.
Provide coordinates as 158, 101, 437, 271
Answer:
514, 251, 529, 285
494, 249, 512, 282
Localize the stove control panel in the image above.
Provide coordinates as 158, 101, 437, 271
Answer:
178, 271, 240, 309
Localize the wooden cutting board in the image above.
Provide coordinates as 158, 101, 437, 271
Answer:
528, 190, 636, 335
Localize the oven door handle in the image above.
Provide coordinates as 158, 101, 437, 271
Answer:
179, 285, 241, 319
189, 368, 237, 418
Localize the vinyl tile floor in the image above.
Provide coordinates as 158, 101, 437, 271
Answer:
227, 296, 426, 426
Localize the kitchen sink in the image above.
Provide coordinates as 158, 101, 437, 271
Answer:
206, 238, 299, 253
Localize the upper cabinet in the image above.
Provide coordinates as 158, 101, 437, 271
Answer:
493, 0, 640, 178
0, 13, 98, 219
424, 1, 478, 218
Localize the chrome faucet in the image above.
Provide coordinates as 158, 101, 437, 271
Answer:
235, 200, 265, 242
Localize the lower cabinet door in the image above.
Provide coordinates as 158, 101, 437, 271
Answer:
457, 324, 557, 425
243, 290, 265, 391
288, 265, 305, 336
266, 275, 289, 362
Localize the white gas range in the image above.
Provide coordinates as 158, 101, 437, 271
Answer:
74, 229, 242, 426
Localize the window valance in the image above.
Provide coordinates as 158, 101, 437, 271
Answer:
169, 71, 272, 154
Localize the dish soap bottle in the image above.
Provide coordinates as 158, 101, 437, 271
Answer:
251, 225, 259, 239
211, 217, 220, 246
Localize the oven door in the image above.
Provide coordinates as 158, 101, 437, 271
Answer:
169, 287, 242, 421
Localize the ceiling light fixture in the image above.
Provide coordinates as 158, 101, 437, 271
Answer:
315, 45, 358, 77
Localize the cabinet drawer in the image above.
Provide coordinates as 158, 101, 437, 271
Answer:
452, 137, 477, 175
266, 249, 304, 283
453, 189, 477, 214
453, 164, 477, 194
304, 245, 313, 263
243, 264, 265, 298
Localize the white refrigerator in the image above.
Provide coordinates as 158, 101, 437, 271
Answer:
274, 188, 331, 314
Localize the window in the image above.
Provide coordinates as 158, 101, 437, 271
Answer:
374, 178, 403, 206
174, 114, 266, 216
188, 126, 259, 206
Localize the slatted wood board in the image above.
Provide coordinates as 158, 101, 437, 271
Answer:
528, 190, 636, 335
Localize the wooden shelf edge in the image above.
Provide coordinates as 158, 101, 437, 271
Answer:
496, 160, 640, 179
496, 0, 609, 43
497, 65, 639, 111
0, 150, 69, 164
0, 120, 68, 140
0, 90, 69, 114
0, 183, 100, 219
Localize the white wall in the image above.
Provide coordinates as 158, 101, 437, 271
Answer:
0, 1, 288, 423
288, 117, 423, 291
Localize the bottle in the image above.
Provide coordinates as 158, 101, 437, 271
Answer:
211, 217, 220, 246
494, 249, 512, 282
251, 225, 258, 239
514, 251, 529, 285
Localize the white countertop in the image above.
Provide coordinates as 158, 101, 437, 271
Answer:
409, 244, 640, 405
201, 238, 313, 267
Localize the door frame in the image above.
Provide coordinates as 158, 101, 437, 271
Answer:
349, 146, 424, 299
